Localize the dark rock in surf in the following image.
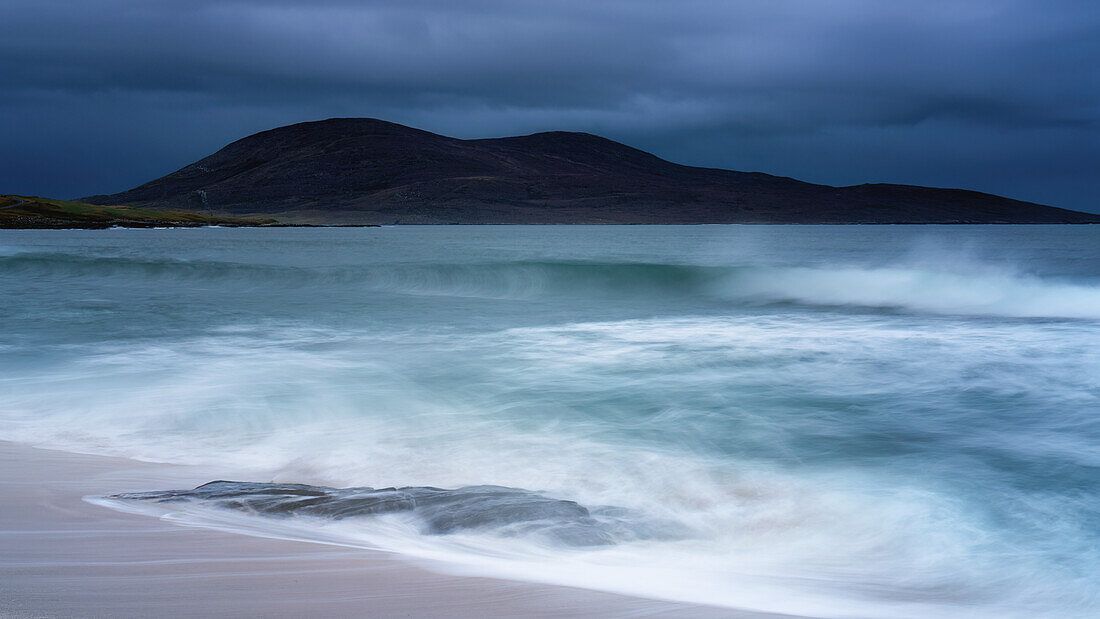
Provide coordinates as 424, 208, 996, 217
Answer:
110, 480, 685, 547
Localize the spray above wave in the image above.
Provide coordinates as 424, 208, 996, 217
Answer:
5, 250, 1100, 319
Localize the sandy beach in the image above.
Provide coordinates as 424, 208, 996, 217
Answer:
0, 441, 780, 618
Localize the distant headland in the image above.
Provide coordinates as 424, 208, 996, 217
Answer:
62, 117, 1100, 225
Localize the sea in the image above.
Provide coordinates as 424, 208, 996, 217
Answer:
1, 225, 1098, 617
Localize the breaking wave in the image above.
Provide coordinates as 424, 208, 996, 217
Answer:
4, 251, 1100, 319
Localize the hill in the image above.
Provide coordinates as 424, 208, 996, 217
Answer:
0, 195, 277, 229
83, 119, 1100, 224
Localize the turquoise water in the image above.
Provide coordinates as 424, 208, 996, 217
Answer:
2, 225, 1099, 616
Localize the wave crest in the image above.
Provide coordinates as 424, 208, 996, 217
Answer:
5, 251, 1100, 318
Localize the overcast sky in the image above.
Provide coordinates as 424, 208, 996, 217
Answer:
2, 0, 1098, 211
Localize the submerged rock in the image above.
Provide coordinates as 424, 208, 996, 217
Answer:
111, 481, 684, 547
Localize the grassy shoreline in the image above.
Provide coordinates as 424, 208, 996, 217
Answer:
0, 194, 279, 229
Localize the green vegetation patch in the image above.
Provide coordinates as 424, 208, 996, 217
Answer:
0, 195, 277, 228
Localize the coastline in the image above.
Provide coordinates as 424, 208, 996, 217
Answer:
0, 441, 778, 618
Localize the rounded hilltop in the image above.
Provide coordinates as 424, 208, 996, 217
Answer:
82, 119, 1100, 225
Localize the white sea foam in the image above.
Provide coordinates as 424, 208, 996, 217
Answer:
3, 314, 1095, 616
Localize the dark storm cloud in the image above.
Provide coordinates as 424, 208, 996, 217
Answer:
2, 0, 1098, 210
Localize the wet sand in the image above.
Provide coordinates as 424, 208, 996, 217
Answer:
0, 441, 784, 618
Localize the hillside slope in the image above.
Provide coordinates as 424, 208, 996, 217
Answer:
84, 119, 1100, 224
